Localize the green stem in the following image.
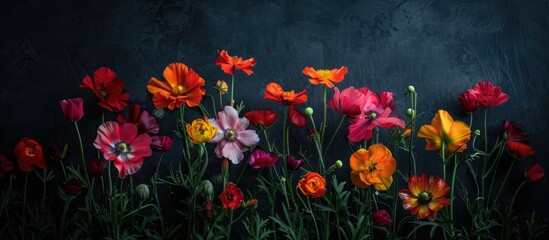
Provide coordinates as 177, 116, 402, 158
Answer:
59, 160, 68, 180
309, 114, 325, 172
59, 196, 72, 238
236, 162, 247, 184
481, 108, 489, 200
492, 159, 516, 209
179, 106, 191, 160
324, 115, 345, 156
307, 197, 321, 240
42, 168, 47, 208
74, 121, 90, 184
262, 128, 273, 152
282, 106, 288, 157
509, 180, 526, 211
22, 172, 28, 240
320, 86, 327, 146
442, 142, 447, 181
450, 156, 459, 220
219, 91, 223, 110
230, 74, 235, 107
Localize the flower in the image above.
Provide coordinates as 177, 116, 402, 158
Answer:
93, 121, 152, 179
505, 141, 534, 159
297, 172, 327, 198
14, 138, 45, 172
244, 110, 278, 129
64, 178, 82, 196
349, 144, 396, 191
264, 82, 307, 105
60, 98, 84, 121
287, 155, 306, 170
372, 209, 393, 227
215, 50, 257, 75
135, 184, 150, 201
116, 103, 159, 135
398, 174, 451, 221
247, 148, 279, 169
417, 110, 471, 153
203, 200, 214, 218
289, 105, 306, 127
501, 120, 529, 143
80, 67, 130, 112
215, 80, 229, 94
526, 163, 545, 182
186, 119, 218, 144
219, 182, 244, 209
347, 89, 405, 142
208, 106, 260, 164
302, 66, 348, 88
147, 62, 206, 110
151, 135, 173, 152
0, 154, 14, 182
458, 90, 478, 113
458, 81, 509, 112
87, 157, 105, 178
327, 87, 366, 120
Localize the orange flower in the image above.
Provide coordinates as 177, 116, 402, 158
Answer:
14, 138, 45, 172
147, 63, 206, 110
398, 174, 450, 221
297, 172, 326, 198
215, 50, 257, 75
264, 82, 307, 105
302, 66, 348, 88
417, 110, 471, 153
349, 144, 396, 191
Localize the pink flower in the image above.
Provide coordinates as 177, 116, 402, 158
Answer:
208, 106, 260, 164
327, 87, 365, 121
289, 105, 306, 127
248, 148, 279, 169
347, 89, 405, 142
526, 163, 545, 182
60, 98, 84, 121
151, 135, 173, 152
116, 103, 159, 135
286, 155, 305, 170
94, 121, 152, 178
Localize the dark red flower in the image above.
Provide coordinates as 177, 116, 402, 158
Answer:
244, 110, 278, 129
247, 148, 279, 169
64, 178, 82, 196
203, 200, 214, 218
372, 209, 392, 227
289, 105, 307, 127
458, 81, 509, 112
80, 67, 130, 112
505, 140, 534, 159
60, 98, 84, 121
219, 182, 244, 209
457, 90, 478, 113
151, 135, 173, 152
14, 138, 45, 172
87, 157, 105, 178
0, 154, 14, 182
116, 103, 159, 135
526, 163, 545, 182
501, 121, 529, 143
286, 155, 305, 171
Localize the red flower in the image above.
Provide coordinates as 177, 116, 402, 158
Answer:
289, 105, 306, 127
0, 154, 14, 182
372, 209, 392, 227
505, 140, 534, 159
457, 90, 478, 113
458, 81, 509, 112
87, 157, 105, 178
264, 82, 307, 105
526, 163, 545, 182
501, 120, 529, 143
80, 67, 130, 112
64, 178, 82, 196
93, 122, 152, 178
327, 87, 366, 121
398, 174, 450, 221
215, 50, 257, 75
244, 110, 278, 129
151, 135, 173, 152
219, 182, 244, 209
60, 98, 84, 121
247, 148, 279, 169
116, 103, 159, 135
14, 138, 45, 172
286, 155, 305, 170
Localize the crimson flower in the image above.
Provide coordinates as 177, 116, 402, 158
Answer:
80, 67, 130, 112
64, 178, 82, 196
60, 98, 84, 121
244, 110, 278, 129
14, 138, 45, 172
457, 90, 478, 113
505, 141, 534, 159
116, 103, 159, 135
247, 148, 279, 169
289, 105, 306, 127
526, 163, 545, 182
151, 135, 173, 152
87, 157, 105, 178
372, 209, 392, 227
458, 81, 509, 112
286, 155, 305, 171
93, 121, 152, 178
219, 182, 244, 209
215, 50, 257, 75
501, 120, 529, 143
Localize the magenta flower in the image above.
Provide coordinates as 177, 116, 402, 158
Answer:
248, 148, 279, 169
60, 98, 84, 121
347, 89, 405, 142
286, 154, 305, 170
151, 135, 173, 152
208, 106, 260, 164
94, 121, 152, 178
116, 103, 159, 135
327, 87, 366, 122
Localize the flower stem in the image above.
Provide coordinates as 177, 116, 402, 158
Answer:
262, 128, 273, 152
179, 106, 191, 160
492, 159, 516, 209
450, 156, 459, 220
324, 115, 345, 156
481, 108, 489, 201
22, 172, 28, 240
74, 121, 90, 184
442, 142, 447, 181
309, 114, 325, 172
230, 74, 235, 107
320, 86, 327, 146
509, 180, 526, 211
282, 106, 288, 158
42, 168, 47, 208
236, 162, 247, 184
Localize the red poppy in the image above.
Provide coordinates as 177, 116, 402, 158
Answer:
151, 135, 173, 152
501, 120, 529, 143
372, 209, 392, 227
289, 105, 306, 127
87, 157, 105, 178
80, 67, 130, 112
219, 182, 244, 209
505, 140, 534, 159
215, 50, 257, 75
264, 82, 307, 105
64, 178, 82, 196
14, 138, 45, 172
244, 109, 278, 129
302, 66, 348, 88
526, 163, 545, 182
60, 98, 84, 121
398, 174, 450, 221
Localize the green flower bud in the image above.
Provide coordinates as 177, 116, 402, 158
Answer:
407, 85, 415, 93
304, 107, 314, 116
335, 160, 343, 168
135, 184, 150, 201
200, 180, 214, 201
405, 108, 415, 117
280, 177, 286, 183
474, 129, 481, 136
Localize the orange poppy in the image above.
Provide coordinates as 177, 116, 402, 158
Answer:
215, 50, 257, 75
264, 82, 307, 105
302, 66, 348, 88
349, 144, 396, 191
14, 138, 45, 172
417, 110, 471, 153
147, 63, 206, 110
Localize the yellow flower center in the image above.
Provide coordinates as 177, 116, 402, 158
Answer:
99, 89, 108, 98
176, 85, 187, 95
418, 191, 432, 204
25, 147, 36, 157
317, 70, 331, 81
225, 129, 237, 141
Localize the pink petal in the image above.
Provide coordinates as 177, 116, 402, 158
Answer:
234, 117, 250, 132
94, 121, 120, 150
129, 133, 153, 158
237, 130, 260, 147
113, 158, 143, 179
218, 106, 239, 130
222, 141, 244, 164
119, 123, 138, 144
208, 119, 225, 143
347, 119, 374, 142
139, 111, 159, 134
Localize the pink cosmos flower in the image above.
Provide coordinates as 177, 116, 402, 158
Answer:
248, 148, 279, 169
327, 87, 366, 122
94, 121, 152, 178
208, 106, 260, 164
347, 89, 405, 142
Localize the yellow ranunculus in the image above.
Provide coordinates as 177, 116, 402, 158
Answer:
186, 119, 218, 144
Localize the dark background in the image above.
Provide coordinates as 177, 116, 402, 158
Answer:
1, 0, 548, 236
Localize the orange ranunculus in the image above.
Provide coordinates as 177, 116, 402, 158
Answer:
264, 82, 307, 105
398, 174, 450, 221
349, 144, 396, 191
297, 172, 326, 198
14, 138, 45, 172
417, 110, 471, 153
302, 66, 348, 88
147, 63, 206, 110
215, 50, 257, 75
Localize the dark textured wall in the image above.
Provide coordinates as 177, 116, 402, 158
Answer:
1, 0, 548, 230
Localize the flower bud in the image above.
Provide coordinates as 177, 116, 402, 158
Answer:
87, 157, 105, 178
402, 128, 412, 139
286, 155, 305, 171
405, 108, 415, 117
406, 85, 415, 93
474, 129, 481, 136
64, 178, 82, 196
304, 107, 314, 116
372, 209, 392, 227
215, 80, 228, 95
244, 199, 258, 209
135, 184, 150, 201
200, 180, 214, 201
203, 200, 214, 219
221, 159, 229, 177
280, 177, 286, 183
335, 160, 343, 168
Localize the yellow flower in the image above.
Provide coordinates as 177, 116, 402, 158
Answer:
215, 80, 228, 95
417, 110, 471, 153
349, 144, 396, 191
186, 119, 218, 144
